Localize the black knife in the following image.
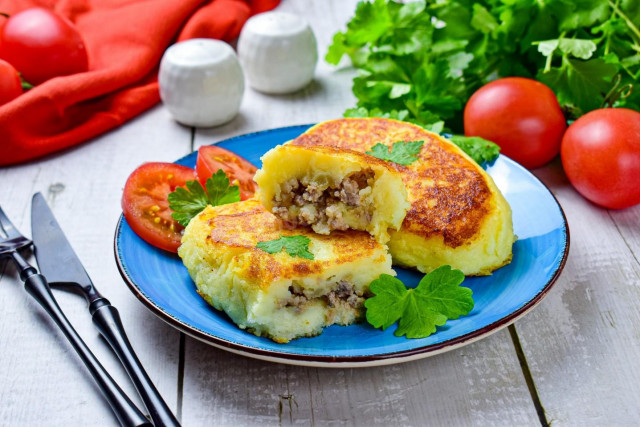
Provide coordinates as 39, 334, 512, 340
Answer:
31, 192, 180, 427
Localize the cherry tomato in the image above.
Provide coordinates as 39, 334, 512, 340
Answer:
196, 145, 258, 200
0, 8, 88, 85
464, 77, 567, 169
122, 163, 197, 252
0, 58, 22, 106
561, 108, 640, 210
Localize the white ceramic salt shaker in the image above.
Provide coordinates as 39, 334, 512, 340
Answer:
158, 39, 244, 127
238, 11, 317, 94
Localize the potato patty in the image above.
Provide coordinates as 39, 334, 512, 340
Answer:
178, 199, 394, 343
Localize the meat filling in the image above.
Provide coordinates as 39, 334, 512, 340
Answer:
279, 280, 367, 313
273, 169, 375, 234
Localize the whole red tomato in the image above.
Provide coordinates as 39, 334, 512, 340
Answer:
464, 77, 567, 169
561, 108, 640, 210
0, 58, 22, 106
0, 8, 88, 85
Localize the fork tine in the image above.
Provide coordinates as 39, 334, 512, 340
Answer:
0, 204, 21, 239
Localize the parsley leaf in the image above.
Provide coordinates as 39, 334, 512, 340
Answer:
449, 135, 500, 164
538, 57, 619, 116
537, 38, 598, 61
168, 169, 240, 227
366, 140, 424, 165
365, 266, 474, 339
256, 235, 314, 260
205, 169, 241, 206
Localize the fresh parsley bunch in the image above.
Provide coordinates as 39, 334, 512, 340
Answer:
327, 0, 640, 132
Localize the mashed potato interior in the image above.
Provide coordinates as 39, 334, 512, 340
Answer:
255, 144, 410, 243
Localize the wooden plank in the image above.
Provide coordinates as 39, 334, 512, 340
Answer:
180, 1, 538, 425
0, 105, 189, 425
609, 204, 640, 261
181, 329, 538, 426
513, 161, 640, 425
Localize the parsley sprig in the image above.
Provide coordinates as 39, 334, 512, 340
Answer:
365, 266, 474, 338
366, 140, 424, 166
256, 235, 314, 260
168, 169, 240, 226
448, 135, 501, 164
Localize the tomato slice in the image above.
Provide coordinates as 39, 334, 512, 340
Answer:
196, 145, 258, 200
122, 162, 197, 252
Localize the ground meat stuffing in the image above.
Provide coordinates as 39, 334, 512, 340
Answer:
272, 206, 292, 222
273, 169, 375, 232
335, 177, 361, 206
274, 178, 299, 205
298, 205, 318, 224
303, 183, 324, 203
281, 284, 308, 313
280, 280, 365, 312
325, 205, 348, 231
325, 280, 363, 308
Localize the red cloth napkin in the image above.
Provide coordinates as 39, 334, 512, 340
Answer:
0, 0, 279, 166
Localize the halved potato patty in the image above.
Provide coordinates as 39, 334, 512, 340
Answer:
291, 118, 516, 276
178, 198, 394, 343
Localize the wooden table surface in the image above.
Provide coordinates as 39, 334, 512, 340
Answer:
1, 1, 639, 426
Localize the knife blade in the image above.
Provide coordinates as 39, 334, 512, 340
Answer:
31, 192, 180, 427
31, 192, 100, 301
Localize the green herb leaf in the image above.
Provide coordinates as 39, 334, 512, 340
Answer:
168, 169, 240, 227
449, 135, 501, 164
558, 0, 609, 31
538, 57, 618, 115
205, 169, 241, 206
470, 3, 498, 35
256, 235, 314, 260
365, 266, 474, 339
325, 32, 349, 65
423, 121, 445, 134
366, 140, 424, 165
412, 59, 463, 118
537, 38, 597, 60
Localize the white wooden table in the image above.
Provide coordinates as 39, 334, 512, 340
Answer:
1, 1, 639, 426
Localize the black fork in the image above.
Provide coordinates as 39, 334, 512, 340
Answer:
0, 205, 152, 427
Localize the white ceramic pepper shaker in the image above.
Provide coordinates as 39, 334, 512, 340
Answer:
238, 11, 317, 94
158, 38, 244, 127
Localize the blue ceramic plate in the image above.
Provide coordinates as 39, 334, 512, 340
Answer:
115, 125, 569, 367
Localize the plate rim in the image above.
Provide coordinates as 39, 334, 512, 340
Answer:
114, 124, 570, 367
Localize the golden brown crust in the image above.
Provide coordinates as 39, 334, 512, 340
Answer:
291, 144, 400, 172
292, 118, 493, 248
197, 198, 381, 289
